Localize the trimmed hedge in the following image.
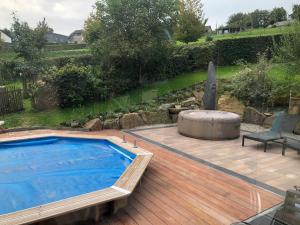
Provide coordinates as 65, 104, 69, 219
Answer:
1, 43, 87, 53
214, 35, 282, 65
44, 44, 87, 51
170, 34, 283, 74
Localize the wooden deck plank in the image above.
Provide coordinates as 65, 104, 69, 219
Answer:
133, 126, 300, 191
0, 130, 283, 225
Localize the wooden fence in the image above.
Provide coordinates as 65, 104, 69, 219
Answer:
0, 87, 23, 115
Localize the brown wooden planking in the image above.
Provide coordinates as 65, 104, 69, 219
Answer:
0, 132, 152, 225
134, 126, 300, 191
0, 130, 283, 225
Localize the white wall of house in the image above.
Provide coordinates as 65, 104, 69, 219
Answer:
0, 31, 11, 43
69, 34, 84, 44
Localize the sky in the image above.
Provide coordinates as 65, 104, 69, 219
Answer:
0, 0, 298, 36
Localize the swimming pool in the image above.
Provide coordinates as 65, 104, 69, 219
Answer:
0, 134, 152, 225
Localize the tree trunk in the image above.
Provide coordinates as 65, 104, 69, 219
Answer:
138, 64, 143, 85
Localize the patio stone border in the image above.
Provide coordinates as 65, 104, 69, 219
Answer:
124, 125, 286, 197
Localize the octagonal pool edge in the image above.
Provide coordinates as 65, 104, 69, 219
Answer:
0, 133, 153, 225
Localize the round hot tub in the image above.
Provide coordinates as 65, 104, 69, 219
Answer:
178, 110, 241, 140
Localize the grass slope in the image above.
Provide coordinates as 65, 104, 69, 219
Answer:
192, 26, 292, 44
0, 66, 240, 128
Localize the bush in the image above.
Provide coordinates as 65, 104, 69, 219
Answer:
0, 60, 21, 84
231, 56, 273, 107
205, 35, 213, 42
35, 64, 106, 109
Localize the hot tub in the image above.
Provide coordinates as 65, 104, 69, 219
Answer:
178, 110, 241, 140
0, 133, 152, 225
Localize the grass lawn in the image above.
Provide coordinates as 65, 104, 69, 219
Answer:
191, 26, 292, 44
0, 65, 240, 128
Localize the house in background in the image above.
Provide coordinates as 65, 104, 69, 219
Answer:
0, 30, 11, 43
46, 33, 68, 44
205, 26, 213, 34
217, 26, 243, 35
68, 30, 85, 44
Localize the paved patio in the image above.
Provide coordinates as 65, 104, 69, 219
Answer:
0, 129, 283, 225
129, 124, 300, 192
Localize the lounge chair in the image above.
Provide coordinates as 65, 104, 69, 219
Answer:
242, 112, 300, 153
283, 134, 300, 156
0, 121, 4, 129
242, 112, 284, 152
272, 187, 300, 225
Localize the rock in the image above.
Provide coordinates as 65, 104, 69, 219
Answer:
103, 119, 120, 130
71, 121, 79, 128
190, 104, 200, 110
171, 114, 178, 123
243, 107, 266, 125
192, 90, 204, 101
181, 97, 197, 107
263, 114, 276, 128
169, 107, 189, 114
159, 103, 175, 111
218, 95, 245, 117
294, 122, 300, 135
140, 111, 171, 125
120, 113, 144, 129
84, 118, 103, 131
264, 112, 273, 117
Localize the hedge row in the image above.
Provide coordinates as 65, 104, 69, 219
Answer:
1, 43, 87, 53
44, 44, 87, 51
171, 34, 282, 74
0, 54, 93, 84
1, 34, 283, 86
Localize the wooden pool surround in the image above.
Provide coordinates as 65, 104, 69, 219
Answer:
0, 133, 153, 225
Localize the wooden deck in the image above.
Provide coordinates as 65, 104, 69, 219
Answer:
132, 125, 300, 192
0, 130, 283, 225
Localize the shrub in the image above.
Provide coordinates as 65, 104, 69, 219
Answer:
205, 35, 213, 42
231, 56, 273, 107
0, 60, 21, 84
271, 78, 300, 106
37, 64, 106, 108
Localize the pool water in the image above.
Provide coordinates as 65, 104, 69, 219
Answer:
0, 137, 135, 215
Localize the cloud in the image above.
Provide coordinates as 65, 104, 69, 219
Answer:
202, 0, 297, 28
0, 0, 298, 35
0, 0, 95, 35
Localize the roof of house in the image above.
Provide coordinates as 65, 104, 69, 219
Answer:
46, 32, 68, 43
0, 30, 11, 38
69, 30, 84, 38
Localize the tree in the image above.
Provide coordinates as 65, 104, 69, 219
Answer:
11, 15, 50, 61
34, 18, 51, 52
10, 15, 50, 97
270, 7, 287, 25
250, 10, 270, 28
85, 0, 178, 86
291, 5, 300, 21
175, 0, 207, 43
227, 12, 251, 29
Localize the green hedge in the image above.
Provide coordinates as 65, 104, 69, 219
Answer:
44, 44, 87, 51
0, 43, 87, 53
170, 34, 283, 74
214, 35, 282, 65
